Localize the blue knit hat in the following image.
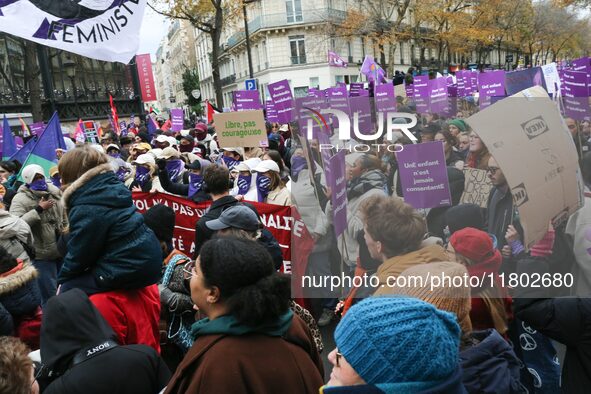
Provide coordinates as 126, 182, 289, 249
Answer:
334, 297, 460, 385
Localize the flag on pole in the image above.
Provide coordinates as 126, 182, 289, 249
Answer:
74, 119, 85, 144
18, 111, 67, 181
109, 94, 120, 135
206, 100, 221, 124
328, 50, 348, 68
2, 115, 17, 160
9, 137, 36, 165
360, 55, 386, 84
18, 117, 30, 138
146, 115, 159, 137
149, 105, 161, 116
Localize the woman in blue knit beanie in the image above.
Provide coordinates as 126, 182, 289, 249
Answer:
322, 297, 466, 394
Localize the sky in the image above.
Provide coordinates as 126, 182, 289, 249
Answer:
137, 5, 169, 60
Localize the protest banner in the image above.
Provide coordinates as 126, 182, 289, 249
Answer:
413, 75, 430, 113
465, 86, 583, 247
428, 77, 449, 114
265, 99, 279, 123
477, 70, 506, 109
295, 96, 328, 139
214, 110, 268, 148
349, 83, 365, 97
29, 122, 44, 136
327, 85, 351, 130
504, 67, 546, 96
374, 84, 396, 114
572, 57, 591, 96
132, 192, 293, 273
541, 63, 561, 96
328, 151, 348, 236
268, 80, 295, 123
563, 70, 591, 120
170, 109, 184, 132
460, 168, 494, 208
233, 90, 263, 111
349, 96, 374, 135
396, 141, 451, 209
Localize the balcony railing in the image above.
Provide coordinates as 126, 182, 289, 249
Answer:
226, 8, 347, 49
220, 75, 237, 87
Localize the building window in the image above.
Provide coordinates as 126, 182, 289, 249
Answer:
286, 0, 303, 23
289, 35, 306, 65
310, 77, 319, 88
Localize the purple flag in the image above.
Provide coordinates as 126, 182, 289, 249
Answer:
396, 141, 451, 209
233, 90, 263, 111
328, 50, 348, 68
170, 109, 184, 131
328, 150, 348, 236
374, 84, 396, 114
563, 70, 591, 120
478, 70, 506, 109
268, 80, 294, 124
360, 55, 386, 83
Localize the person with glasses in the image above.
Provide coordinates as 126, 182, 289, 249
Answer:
164, 238, 324, 393
324, 297, 464, 393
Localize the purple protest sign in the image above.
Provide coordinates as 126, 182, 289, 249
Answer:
14, 136, 23, 150
505, 67, 546, 96
265, 99, 279, 123
563, 70, 591, 120
327, 85, 350, 130
170, 109, 184, 131
572, 57, 591, 95
328, 150, 348, 236
29, 122, 44, 136
234, 90, 263, 111
428, 77, 448, 115
404, 82, 414, 98
349, 83, 365, 97
478, 70, 506, 109
396, 141, 451, 209
349, 96, 374, 135
413, 75, 430, 113
295, 96, 328, 138
374, 84, 396, 113
268, 80, 294, 124
559, 70, 566, 97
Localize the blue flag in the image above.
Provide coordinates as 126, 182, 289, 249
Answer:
2, 114, 17, 160
9, 137, 36, 165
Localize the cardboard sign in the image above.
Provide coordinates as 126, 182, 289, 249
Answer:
465, 86, 583, 247
214, 110, 268, 148
460, 168, 494, 208
396, 141, 451, 209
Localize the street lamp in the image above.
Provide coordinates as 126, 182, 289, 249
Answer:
63, 57, 77, 101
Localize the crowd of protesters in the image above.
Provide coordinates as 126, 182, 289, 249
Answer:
0, 95, 590, 394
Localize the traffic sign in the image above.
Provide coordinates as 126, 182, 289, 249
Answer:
506, 54, 514, 63
191, 89, 201, 99
245, 79, 257, 91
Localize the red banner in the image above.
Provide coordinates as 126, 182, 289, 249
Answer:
132, 193, 293, 273
136, 54, 157, 102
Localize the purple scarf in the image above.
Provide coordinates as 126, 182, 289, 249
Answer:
291, 156, 307, 182
188, 173, 204, 198
221, 155, 240, 171
237, 174, 251, 195
116, 168, 129, 182
166, 159, 185, 183
29, 179, 48, 192
256, 174, 271, 202
51, 175, 61, 189
135, 166, 151, 188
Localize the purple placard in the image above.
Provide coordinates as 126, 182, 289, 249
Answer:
413, 75, 430, 113
268, 80, 295, 123
505, 67, 546, 96
559, 70, 566, 97
170, 109, 184, 131
428, 77, 448, 114
15, 136, 23, 150
572, 57, 591, 96
29, 122, 44, 136
349, 83, 365, 97
328, 150, 347, 236
265, 99, 279, 123
233, 90, 263, 111
349, 96, 374, 135
563, 70, 591, 120
327, 86, 351, 130
396, 141, 451, 209
404, 82, 414, 98
374, 84, 396, 113
478, 70, 506, 109
295, 96, 328, 138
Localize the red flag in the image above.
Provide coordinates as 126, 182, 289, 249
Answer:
206, 100, 220, 124
74, 118, 85, 143
109, 94, 121, 135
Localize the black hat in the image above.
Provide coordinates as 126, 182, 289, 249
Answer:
137, 131, 150, 143
186, 160, 201, 170
445, 204, 485, 235
143, 204, 175, 242
181, 135, 195, 144
120, 136, 133, 145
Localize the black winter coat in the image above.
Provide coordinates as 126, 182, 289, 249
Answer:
193, 195, 240, 257
0, 262, 41, 335
157, 168, 211, 204
40, 289, 170, 394
514, 258, 591, 394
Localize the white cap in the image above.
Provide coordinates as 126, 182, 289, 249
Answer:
155, 135, 169, 143
106, 143, 120, 152
22, 164, 46, 184
161, 147, 180, 160
253, 159, 280, 173
279, 124, 289, 132
90, 144, 105, 154
149, 149, 163, 160
222, 147, 245, 157
133, 153, 156, 166
64, 138, 76, 151
180, 129, 190, 137
233, 157, 262, 172
166, 136, 178, 147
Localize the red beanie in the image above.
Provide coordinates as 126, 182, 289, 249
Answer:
530, 228, 555, 258
449, 227, 495, 262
